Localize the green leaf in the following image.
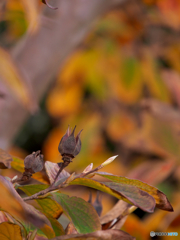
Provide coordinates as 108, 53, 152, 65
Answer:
96, 172, 173, 212
19, 184, 63, 219
53, 193, 101, 234
69, 178, 155, 213
48, 217, 65, 236
11, 156, 24, 173
121, 57, 139, 89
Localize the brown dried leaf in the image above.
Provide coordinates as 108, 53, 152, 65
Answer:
65, 223, 78, 235
0, 175, 52, 229
82, 163, 93, 174
0, 148, 13, 169
45, 161, 70, 184
141, 98, 180, 123
100, 200, 129, 225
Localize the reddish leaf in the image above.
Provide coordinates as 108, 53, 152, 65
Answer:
104, 181, 155, 213
69, 178, 155, 213
96, 173, 173, 212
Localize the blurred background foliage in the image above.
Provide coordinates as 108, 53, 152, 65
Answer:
1, 0, 180, 239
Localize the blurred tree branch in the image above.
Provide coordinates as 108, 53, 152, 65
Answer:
0, 0, 126, 150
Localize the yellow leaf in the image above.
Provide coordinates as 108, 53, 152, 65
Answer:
0, 48, 34, 110
0, 222, 22, 240
141, 51, 170, 102
20, 0, 39, 32
46, 83, 82, 117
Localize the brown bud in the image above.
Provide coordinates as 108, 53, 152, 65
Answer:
24, 150, 44, 173
58, 126, 82, 158
88, 191, 103, 216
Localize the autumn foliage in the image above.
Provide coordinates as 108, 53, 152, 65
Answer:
0, 134, 173, 240
1, 0, 180, 239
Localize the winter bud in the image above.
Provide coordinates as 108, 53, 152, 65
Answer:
58, 126, 82, 159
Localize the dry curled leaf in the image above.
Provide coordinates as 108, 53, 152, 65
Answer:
0, 175, 52, 230
45, 161, 70, 184
0, 148, 13, 169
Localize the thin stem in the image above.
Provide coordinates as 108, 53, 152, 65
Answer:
11, 172, 32, 184
52, 161, 66, 185
23, 159, 72, 201
23, 184, 60, 201
52, 159, 71, 185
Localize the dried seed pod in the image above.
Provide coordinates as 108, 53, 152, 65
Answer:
24, 150, 44, 173
58, 126, 82, 159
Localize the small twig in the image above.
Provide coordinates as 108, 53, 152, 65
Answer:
52, 161, 66, 185
23, 184, 60, 201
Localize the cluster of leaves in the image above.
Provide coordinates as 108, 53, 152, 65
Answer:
0, 124, 173, 239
